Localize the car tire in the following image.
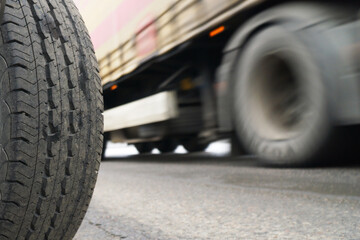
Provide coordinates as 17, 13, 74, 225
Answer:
0, 0, 103, 239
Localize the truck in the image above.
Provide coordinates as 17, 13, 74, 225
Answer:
77, 0, 360, 166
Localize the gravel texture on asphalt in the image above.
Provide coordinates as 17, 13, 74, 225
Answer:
75, 154, 360, 240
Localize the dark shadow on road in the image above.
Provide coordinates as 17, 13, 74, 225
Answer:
103, 153, 259, 166
102, 153, 360, 169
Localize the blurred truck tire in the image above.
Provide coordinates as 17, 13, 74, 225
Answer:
135, 143, 154, 154
183, 140, 209, 153
156, 139, 178, 153
0, 0, 103, 239
232, 3, 348, 166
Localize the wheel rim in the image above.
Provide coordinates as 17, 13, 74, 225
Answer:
247, 53, 307, 141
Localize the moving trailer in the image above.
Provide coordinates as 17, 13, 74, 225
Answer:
81, 0, 360, 165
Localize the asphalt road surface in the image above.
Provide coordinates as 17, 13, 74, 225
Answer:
74, 144, 360, 240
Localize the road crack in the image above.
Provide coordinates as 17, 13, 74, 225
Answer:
88, 220, 128, 239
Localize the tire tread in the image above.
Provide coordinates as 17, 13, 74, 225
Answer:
0, 0, 103, 239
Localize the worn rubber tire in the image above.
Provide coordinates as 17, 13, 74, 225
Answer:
0, 0, 103, 240
135, 143, 153, 154
155, 140, 178, 153
233, 23, 340, 166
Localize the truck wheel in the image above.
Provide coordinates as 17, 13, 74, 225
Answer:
233, 23, 339, 166
135, 143, 154, 154
183, 140, 209, 153
0, 1, 103, 239
155, 140, 178, 153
